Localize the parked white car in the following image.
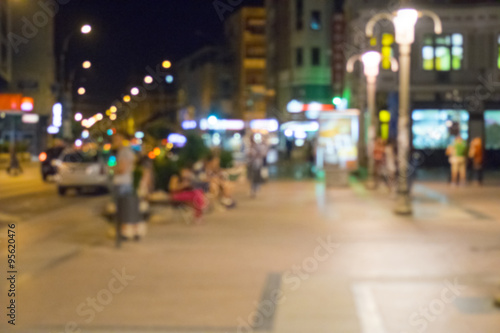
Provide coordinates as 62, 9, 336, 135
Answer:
54, 150, 110, 195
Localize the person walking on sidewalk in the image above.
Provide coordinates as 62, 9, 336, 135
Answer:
468, 137, 484, 186
112, 132, 143, 239
247, 134, 267, 198
373, 138, 386, 187
6, 146, 22, 176
450, 136, 467, 186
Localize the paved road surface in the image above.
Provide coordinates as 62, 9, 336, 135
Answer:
0, 168, 500, 332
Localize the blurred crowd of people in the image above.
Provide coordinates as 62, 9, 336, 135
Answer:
113, 132, 269, 239
446, 136, 483, 186
371, 135, 485, 194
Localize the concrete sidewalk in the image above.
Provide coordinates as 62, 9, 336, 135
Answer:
3, 179, 500, 332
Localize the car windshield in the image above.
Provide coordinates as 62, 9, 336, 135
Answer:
62, 152, 99, 163
46, 147, 64, 159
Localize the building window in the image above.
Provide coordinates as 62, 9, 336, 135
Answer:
296, 48, 303, 67
246, 18, 265, 35
412, 109, 469, 149
312, 48, 320, 66
381, 33, 394, 70
422, 33, 463, 71
310, 11, 321, 30
485, 111, 500, 149
296, 0, 303, 30
246, 44, 266, 59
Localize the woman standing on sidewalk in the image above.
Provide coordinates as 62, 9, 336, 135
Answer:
247, 134, 267, 198
450, 136, 467, 186
468, 137, 484, 186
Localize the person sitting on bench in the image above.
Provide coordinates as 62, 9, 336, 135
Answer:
168, 164, 207, 224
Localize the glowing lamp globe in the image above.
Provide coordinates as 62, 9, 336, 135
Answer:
361, 51, 382, 78
393, 9, 419, 45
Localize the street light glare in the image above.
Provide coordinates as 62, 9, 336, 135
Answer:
74, 113, 83, 122
123, 95, 131, 103
110, 114, 117, 121
110, 106, 117, 113
131, 87, 139, 96
81, 24, 92, 34
162, 60, 172, 69
144, 75, 153, 84
82, 61, 92, 69
77, 87, 86, 95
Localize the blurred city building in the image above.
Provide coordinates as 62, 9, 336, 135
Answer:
265, 0, 334, 121
225, 6, 267, 121
344, 0, 500, 167
176, 46, 233, 122
0, 0, 56, 155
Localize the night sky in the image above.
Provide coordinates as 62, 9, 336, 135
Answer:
55, 0, 263, 113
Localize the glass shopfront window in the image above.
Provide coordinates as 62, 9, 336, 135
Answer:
412, 109, 469, 149
485, 110, 500, 149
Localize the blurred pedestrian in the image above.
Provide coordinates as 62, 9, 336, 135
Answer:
6, 145, 22, 176
247, 134, 267, 197
383, 139, 397, 195
306, 140, 316, 178
373, 138, 386, 187
450, 136, 467, 186
112, 132, 142, 240
285, 137, 293, 161
445, 141, 455, 183
169, 164, 207, 224
468, 137, 484, 186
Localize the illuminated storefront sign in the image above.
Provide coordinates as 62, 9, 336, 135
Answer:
287, 100, 335, 114
200, 119, 245, 131
280, 121, 320, 132
22, 114, 39, 124
181, 120, 197, 130
317, 109, 360, 170
0, 94, 34, 113
167, 133, 187, 147
48, 103, 62, 134
249, 119, 279, 132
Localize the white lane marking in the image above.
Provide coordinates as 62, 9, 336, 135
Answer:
352, 283, 387, 333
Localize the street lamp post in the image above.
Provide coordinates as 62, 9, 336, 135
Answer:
366, 7, 442, 215
58, 24, 92, 139
347, 51, 398, 189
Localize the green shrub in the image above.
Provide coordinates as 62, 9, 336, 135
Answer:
220, 150, 234, 169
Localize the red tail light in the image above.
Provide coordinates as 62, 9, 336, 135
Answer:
39, 152, 47, 162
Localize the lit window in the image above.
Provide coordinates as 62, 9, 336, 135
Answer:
310, 11, 321, 30
422, 33, 463, 71
381, 33, 394, 70
412, 109, 469, 149
485, 110, 500, 149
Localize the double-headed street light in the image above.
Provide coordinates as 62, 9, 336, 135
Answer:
366, 7, 442, 215
347, 50, 398, 189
